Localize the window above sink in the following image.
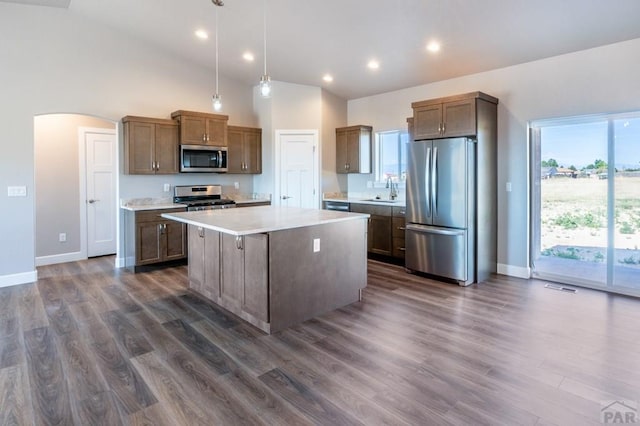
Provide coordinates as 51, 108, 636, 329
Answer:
375, 130, 409, 185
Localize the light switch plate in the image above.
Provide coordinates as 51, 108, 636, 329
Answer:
313, 238, 320, 252
163, 183, 171, 192
7, 186, 27, 197
506, 182, 512, 192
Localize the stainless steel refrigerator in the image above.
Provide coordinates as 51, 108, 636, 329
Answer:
405, 137, 478, 285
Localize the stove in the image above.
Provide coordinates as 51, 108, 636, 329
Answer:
174, 184, 236, 211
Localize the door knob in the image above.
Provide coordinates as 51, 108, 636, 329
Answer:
281, 195, 292, 200
88, 199, 99, 204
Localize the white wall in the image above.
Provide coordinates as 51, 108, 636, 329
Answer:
252, 81, 323, 199
252, 82, 348, 202
321, 89, 348, 194
348, 38, 640, 277
0, 3, 256, 285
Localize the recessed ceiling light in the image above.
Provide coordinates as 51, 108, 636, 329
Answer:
426, 41, 441, 53
243, 52, 255, 62
323, 74, 333, 83
367, 60, 380, 70
195, 29, 208, 40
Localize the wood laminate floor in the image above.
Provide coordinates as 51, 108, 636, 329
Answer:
2, 257, 640, 425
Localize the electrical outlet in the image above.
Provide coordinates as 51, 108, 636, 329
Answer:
313, 238, 320, 253
506, 182, 512, 192
7, 186, 27, 197
59, 233, 67, 242
234, 182, 239, 190
163, 183, 171, 192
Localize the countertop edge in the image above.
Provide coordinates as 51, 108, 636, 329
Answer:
121, 203, 187, 211
323, 198, 406, 207
162, 210, 369, 236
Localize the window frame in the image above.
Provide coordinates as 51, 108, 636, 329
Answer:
374, 129, 408, 186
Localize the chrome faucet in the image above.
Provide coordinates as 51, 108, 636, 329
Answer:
386, 177, 398, 200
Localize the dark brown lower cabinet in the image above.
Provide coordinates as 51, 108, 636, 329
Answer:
189, 226, 269, 324
391, 206, 406, 260
340, 203, 406, 261
221, 233, 269, 323
125, 207, 187, 271
368, 215, 392, 255
184, 219, 366, 334
188, 226, 220, 301
350, 204, 392, 256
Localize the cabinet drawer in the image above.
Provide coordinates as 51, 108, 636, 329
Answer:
392, 237, 406, 259
350, 203, 392, 216
392, 217, 406, 238
135, 207, 186, 223
392, 206, 406, 217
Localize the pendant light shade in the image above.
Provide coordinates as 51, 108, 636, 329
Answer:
212, 94, 222, 111
259, 74, 271, 98
260, 0, 271, 98
212, 3, 222, 111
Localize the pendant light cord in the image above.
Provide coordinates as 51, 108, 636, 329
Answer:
263, 0, 267, 75
215, 6, 219, 93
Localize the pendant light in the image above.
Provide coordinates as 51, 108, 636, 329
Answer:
212, 1, 223, 111
259, 0, 272, 98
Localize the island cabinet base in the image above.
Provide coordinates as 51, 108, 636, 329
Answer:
186, 218, 367, 334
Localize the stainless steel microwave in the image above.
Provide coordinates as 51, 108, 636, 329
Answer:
180, 145, 228, 173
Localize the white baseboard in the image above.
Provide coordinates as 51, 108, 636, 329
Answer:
497, 263, 531, 279
0, 270, 38, 288
35, 251, 85, 267
115, 256, 127, 268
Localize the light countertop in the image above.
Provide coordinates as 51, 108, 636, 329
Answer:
120, 198, 186, 211
162, 206, 369, 236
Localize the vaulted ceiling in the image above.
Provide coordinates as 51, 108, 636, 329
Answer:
5, 0, 640, 99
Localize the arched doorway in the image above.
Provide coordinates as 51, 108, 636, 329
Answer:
34, 113, 118, 266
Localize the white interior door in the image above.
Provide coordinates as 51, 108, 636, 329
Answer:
85, 131, 116, 257
277, 131, 319, 209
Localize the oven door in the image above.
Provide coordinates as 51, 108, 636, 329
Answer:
180, 145, 228, 173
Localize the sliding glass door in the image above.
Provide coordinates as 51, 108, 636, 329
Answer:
531, 113, 640, 295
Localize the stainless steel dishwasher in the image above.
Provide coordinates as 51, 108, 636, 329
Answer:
323, 200, 350, 212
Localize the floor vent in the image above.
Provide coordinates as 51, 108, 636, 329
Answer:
545, 284, 577, 293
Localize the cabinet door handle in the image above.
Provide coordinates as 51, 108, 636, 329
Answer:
207, 133, 210, 142
398, 226, 406, 231
399, 247, 406, 251
159, 223, 166, 234
235, 236, 243, 250
442, 122, 446, 134
197, 226, 204, 238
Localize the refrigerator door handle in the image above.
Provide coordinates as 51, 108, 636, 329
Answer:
406, 223, 465, 237
432, 146, 438, 216
425, 147, 431, 216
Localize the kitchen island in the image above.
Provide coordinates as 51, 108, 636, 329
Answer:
162, 206, 369, 334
